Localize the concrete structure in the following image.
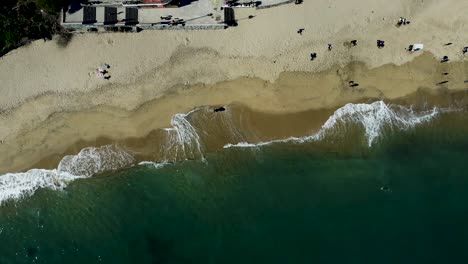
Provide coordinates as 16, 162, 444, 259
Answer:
83, 0, 173, 7
62, 0, 226, 31
61, 0, 294, 32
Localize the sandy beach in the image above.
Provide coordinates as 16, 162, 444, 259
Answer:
0, 0, 468, 174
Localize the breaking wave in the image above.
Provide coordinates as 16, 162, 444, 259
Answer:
225, 101, 442, 148
138, 161, 172, 169
0, 105, 208, 204
0, 145, 134, 204
58, 145, 135, 177
0, 101, 449, 204
0, 169, 83, 204
161, 108, 205, 161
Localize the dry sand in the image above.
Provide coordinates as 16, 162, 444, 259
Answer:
0, 0, 468, 174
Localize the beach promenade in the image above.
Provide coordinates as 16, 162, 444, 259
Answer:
61, 0, 291, 31
62, 0, 224, 29
0, 0, 467, 174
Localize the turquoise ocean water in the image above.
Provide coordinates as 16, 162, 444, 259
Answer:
0, 103, 468, 263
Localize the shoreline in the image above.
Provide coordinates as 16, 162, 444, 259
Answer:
1, 56, 467, 174
1, 0, 468, 175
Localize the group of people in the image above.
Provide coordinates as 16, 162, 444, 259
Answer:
96, 63, 111, 80
437, 43, 468, 83
302, 16, 468, 86
309, 40, 358, 61
397, 17, 410, 27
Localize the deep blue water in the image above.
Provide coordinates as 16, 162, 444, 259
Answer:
1, 112, 468, 264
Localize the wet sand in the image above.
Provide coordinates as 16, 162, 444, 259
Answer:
1, 52, 467, 174
1, 0, 468, 175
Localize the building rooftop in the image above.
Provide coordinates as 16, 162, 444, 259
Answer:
62, 0, 294, 31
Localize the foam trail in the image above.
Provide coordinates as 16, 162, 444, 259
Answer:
58, 145, 135, 177
224, 142, 259, 148
0, 145, 135, 204
162, 108, 205, 161
225, 101, 441, 148
0, 170, 83, 204
138, 161, 171, 169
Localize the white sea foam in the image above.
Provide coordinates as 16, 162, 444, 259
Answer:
225, 101, 442, 148
0, 145, 134, 204
138, 161, 171, 169
0, 169, 83, 204
162, 109, 205, 161
0, 102, 444, 204
58, 145, 135, 177
224, 142, 259, 148
0, 107, 206, 205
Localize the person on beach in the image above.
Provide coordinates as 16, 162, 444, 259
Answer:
377, 40, 385, 48
350, 40, 357, 46
297, 28, 304, 35
397, 17, 410, 26
380, 186, 391, 192
441, 56, 449, 62
310, 53, 317, 61
397, 17, 403, 25
104, 63, 110, 69
328, 44, 332, 51
397, 17, 405, 26
463, 47, 468, 54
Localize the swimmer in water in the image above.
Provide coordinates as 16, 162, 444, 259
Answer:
380, 186, 391, 192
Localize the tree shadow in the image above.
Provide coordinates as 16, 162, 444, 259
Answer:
56, 31, 74, 48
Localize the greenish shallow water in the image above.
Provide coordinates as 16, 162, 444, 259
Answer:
1, 112, 468, 264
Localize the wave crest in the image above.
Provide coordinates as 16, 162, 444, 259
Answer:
138, 161, 171, 169
0, 145, 134, 204
314, 101, 440, 146
0, 102, 446, 204
161, 109, 204, 161
58, 145, 135, 177
0, 169, 83, 204
225, 101, 441, 148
